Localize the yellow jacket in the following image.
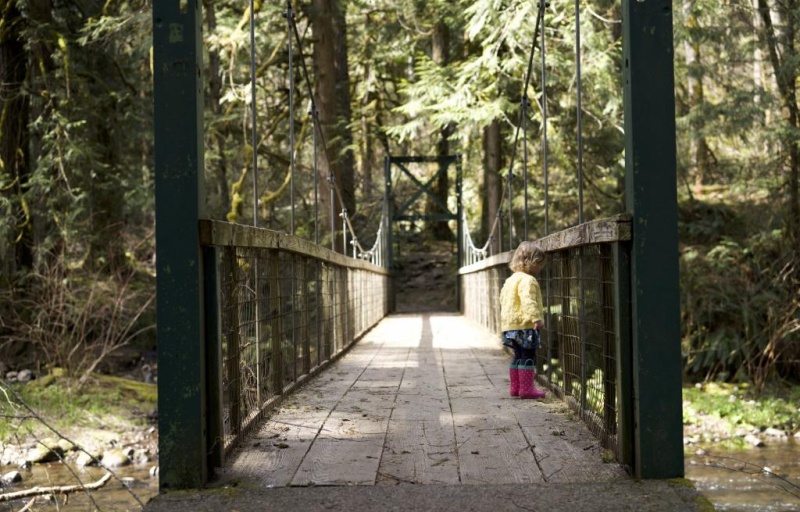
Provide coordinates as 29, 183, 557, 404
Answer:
500, 271, 544, 331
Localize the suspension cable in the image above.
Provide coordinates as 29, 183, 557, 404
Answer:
461, 2, 546, 262
575, 0, 588, 414
541, 1, 550, 236
491, 1, 544, 254
287, 10, 380, 256
250, 0, 258, 227
287, 3, 296, 236
576, 0, 584, 225
523, 95, 530, 240
312, 104, 319, 245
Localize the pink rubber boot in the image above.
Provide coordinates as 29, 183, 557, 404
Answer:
509, 363, 520, 397
518, 364, 546, 399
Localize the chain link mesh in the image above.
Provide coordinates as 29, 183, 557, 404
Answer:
217, 246, 388, 452
460, 243, 623, 460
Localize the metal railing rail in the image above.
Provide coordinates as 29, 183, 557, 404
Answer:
199, 220, 390, 463
461, 213, 493, 266
459, 214, 633, 468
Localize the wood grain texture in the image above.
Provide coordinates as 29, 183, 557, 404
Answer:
459, 214, 632, 275
218, 313, 627, 489
199, 220, 389, 274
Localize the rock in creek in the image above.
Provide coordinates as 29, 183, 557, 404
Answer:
763, 427, 787, 439
2, 471, 22, 484
101, 448, 133, 468
25, 438, 66, 463
745, 434, 765, 447
76, 451, 102, 467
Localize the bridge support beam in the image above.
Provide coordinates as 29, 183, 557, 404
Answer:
622, 0, 684, 478
153, 0, 209, 489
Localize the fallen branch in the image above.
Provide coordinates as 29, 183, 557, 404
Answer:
16, 497, 35, 512
0, 472, 111, 502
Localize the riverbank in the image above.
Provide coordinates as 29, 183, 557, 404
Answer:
0, 369, 158, 480
682, 381, 800, 449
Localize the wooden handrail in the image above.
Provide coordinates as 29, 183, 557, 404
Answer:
199, 219, 389, 275
459, 214, 631, 274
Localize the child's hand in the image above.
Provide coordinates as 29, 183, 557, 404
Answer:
534, 320, 544, 331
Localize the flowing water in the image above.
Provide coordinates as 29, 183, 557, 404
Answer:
686, 439, 800, 511
0, 463, 158, 511
3, 444, 799, 510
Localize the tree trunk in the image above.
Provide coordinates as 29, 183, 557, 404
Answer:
311, 0, 355, 252
0, 0, 32, 276
757, 0, 800, 251
426, 21, 454, 241
204, 0, 230, 221
682, 1, 710, 189
482, 120, 503, 253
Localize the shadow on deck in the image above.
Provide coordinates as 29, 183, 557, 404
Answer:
145, 313, 708, 511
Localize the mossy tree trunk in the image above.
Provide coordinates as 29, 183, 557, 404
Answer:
0, 0, 32, 277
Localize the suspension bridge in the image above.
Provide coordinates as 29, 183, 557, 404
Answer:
146, 0, 703, 509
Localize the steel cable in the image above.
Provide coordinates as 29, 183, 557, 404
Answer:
286, 7, 380, 257
462, 0, 546, 262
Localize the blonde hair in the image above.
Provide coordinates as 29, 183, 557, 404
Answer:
509, 241, 546, 274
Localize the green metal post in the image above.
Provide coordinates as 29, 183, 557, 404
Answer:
153, 0, 208, 489
204, 246, 224, 470
455, 156, 463, 311
622, 0, 684, 478
612, 242, 633, 471
384, 156, 395, 312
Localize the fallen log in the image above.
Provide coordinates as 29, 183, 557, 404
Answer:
0, 472, 111, 502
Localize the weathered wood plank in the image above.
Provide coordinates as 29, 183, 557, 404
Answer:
219, 412, 328, 487
459, 214, 632, 275
199, 219, 280, 249
440, 345, 545, 484
289, 341, 405, 486
290, 435, 386, 486
516, 404, 627, 483
397, 364, 447, 395
537, 214, 631, 253
458, 252, 513, 275
449, 397, 544, 484
378, 340, 458, 485
218, 313, 627, 490
289, 403, 391, 486
198, 219, 389, 275
219, 339, 387, 487
379, 419, 460, 485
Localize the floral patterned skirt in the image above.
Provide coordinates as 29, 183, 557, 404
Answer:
501, 329, 541, 350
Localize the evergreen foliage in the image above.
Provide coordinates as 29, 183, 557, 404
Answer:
0, 0, 796, 384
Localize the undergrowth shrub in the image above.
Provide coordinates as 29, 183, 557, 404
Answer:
681, 227, 799, 388
0, 259, 155, 387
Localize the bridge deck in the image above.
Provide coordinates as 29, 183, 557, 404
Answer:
214, 313, 624, 487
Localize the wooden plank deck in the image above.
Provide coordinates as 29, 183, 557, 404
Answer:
214, 313, 627, 488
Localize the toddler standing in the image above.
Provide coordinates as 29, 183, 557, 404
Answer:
500, 241, 547, 399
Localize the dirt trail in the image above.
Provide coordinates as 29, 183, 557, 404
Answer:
393, 240, 458, 313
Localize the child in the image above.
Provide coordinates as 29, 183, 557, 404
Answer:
500, 241, 546, 399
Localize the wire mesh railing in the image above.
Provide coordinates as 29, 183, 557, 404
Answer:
459, 215, 631, 466
201, 220, 390, 457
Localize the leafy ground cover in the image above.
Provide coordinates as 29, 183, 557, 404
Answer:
0, 369, 157, 456
683, 381, 800, 447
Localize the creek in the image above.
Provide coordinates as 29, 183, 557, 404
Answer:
686, 439, 800, 511
0, 463, 157, 511
4, 441, 799, 510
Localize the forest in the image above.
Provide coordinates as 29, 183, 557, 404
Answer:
0, 0, 798, 390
